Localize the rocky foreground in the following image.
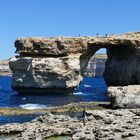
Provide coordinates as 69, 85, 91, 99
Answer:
0, 109, 140, 140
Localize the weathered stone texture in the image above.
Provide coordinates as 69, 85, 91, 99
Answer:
15, 37, 89, 56
10, 32, 140, 98
10, 55, 82, 93
104, 45, 140, 86
108, 85, 140, 108
0, 109, 140, 140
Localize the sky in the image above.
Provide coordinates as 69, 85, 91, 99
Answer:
0, 0, 140, 60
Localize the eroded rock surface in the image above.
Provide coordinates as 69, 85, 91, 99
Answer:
10, 32, 140, 94
10, 55, 81, 93
104, 45, 140, 86
0, 109, 140, 140
107, 85, 140, 108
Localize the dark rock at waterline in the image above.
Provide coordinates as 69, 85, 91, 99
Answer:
9, 55, 82, 94
12, 86, 75, 94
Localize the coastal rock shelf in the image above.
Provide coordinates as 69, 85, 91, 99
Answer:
0, 109, 139, 140
9, 32, 140, 107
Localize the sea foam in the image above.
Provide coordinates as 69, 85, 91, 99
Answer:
19, 104, 47, 110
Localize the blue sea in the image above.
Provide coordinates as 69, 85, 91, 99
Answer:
0, 76, 109, 124
0, 76, 109, 109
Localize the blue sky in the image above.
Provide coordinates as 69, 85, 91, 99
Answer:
0, 0, 140, 60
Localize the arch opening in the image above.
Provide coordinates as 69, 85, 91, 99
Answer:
76, 48, 109, 102
83, 49, 107, 77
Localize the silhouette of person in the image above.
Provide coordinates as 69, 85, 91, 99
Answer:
82, 107, 87, 126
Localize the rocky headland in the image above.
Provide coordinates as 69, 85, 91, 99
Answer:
9, 32, 140, 108
5, 31, 140, 139
0, 32, 140, 139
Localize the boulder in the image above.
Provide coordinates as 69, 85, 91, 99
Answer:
107, 85, 140, 108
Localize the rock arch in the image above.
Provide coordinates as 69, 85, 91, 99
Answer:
80, 36, 140, 86
10, 32, 140, 94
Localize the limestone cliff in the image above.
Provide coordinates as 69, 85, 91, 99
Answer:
10, 55, 81, 93
10, 37, 90, 93
10, 32, 140, 95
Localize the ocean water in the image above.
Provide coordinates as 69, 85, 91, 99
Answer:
0, 76, 109, 124
0, 114, 43, 125
0, 76, 109, 109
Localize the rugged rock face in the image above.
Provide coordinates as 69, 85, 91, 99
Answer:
104, 45, 140, 86
108, 85, 140, 108
0, 109, 140, 140
10, 55, 81, 93
9, 32, 140, 94
15, 37, 88, 56
10, 37, 90, 93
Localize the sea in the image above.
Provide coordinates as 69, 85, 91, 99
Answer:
0, 76, 109, 124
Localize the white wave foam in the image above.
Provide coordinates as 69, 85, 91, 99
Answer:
73, 92, 85, 95
19, 104, 47, 110
83, 84, 92, 88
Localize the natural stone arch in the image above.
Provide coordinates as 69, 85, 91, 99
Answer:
80, 37, 140, 87
9, 32, 140, 94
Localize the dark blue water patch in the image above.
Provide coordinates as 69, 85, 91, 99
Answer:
75, 77, 109, 102
76, 77, 107, 92
0, 76, 18, 107
0, 76, 109, 108
0, 76, 13, 91
0, 114, 43, 125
